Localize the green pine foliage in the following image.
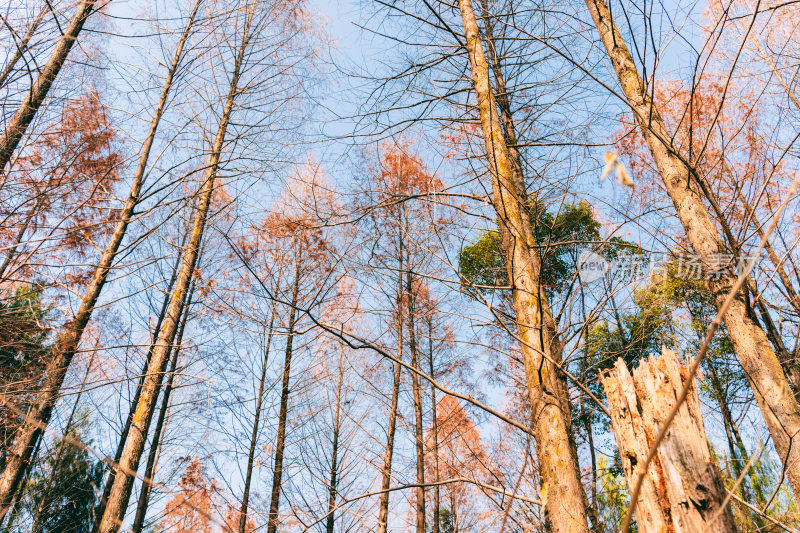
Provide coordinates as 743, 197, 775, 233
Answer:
19, 413, 104, 533
458, 200, 627, 300
0, 284, 51, 467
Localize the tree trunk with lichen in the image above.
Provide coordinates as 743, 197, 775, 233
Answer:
456, 1, 588, 531
94, 10, 253, 532
130, 279, 195, 533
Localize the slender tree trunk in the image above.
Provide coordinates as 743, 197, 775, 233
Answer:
405, 215, 426, 533
325, 348, 345, 533
585, 0, 800, 496
94, 229, 187, 532
266, 251, 302, 533
409, 302, 426, 533
238, 306, 277, 533
427, 317, 440, 533
0, 2, 201, 519
704, 361, 758, 495
95, 11, 251, 532
456, 1, 589, 530
377, 233, 404, 533
0, 3, 52, 88
0, 0, 98, 173
130, 280, 195, 533
579, 350, 600, 532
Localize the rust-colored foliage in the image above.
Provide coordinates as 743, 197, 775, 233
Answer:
159, 457, 224, 533
427, 397, 490, 510
617, 79, 787, 238
30, 92, 121, 252
1, 91, 122, 288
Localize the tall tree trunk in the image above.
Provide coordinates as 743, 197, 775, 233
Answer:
94, 228, 188, 532
691, 169, 800, 396
325, 347, 345, 533
266, 251, 302, 533
0, 2, 200, 518
95, 10, 252, 532
427, 316, 440, 533
377, 233, 404, 533
406, 245, 425, 533
0, 0, 98, 173
585, 0, 800, 496
0, 3, 52, 88
238, 306, 277, 533
130, 280, 195, 533
456, 1, 589, 530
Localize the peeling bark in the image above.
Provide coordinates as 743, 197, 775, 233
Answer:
601, 348, 737, 533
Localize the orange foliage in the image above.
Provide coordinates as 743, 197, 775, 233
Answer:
26, 91, 121, 254
425, 396, 497, 528
372, 140, 444, 206
617, 78, 788, 238
159, 457, 225, 533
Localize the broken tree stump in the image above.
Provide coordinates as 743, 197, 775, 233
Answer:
600, 347, 737, 533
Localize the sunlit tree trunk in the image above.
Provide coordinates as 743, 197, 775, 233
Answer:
691, 170, 800, 396
585, 0, 800, 496
456, 1, 589, 530
93, 231, 185, 532
95, 10, 253, 532
0, 0, 99, 173
130, 280, 195, 533
0, 2, 201, 518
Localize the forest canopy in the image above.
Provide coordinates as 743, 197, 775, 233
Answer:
0, 0, 799, 531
